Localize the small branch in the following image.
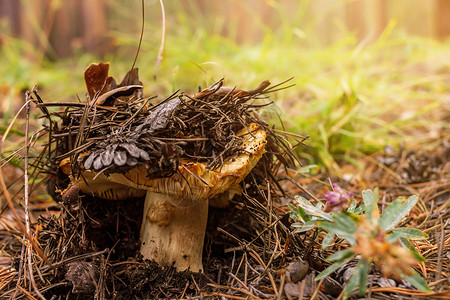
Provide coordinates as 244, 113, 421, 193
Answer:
27, 245, 45, 300
24, 92, 32, 262
153, 0, 166, 80
24, 96, 46, 300
0, 97, 49, 264
129, 0, 145, 76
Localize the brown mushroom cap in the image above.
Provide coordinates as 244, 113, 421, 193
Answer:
60, 123, 266, 204
109, 123, 266, 205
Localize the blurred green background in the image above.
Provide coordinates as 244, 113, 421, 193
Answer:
1, 0, 449, 171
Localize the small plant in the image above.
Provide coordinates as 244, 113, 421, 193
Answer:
290, 185, 430, 298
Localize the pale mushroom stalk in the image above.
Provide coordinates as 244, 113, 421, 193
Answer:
141, 192, 207, 272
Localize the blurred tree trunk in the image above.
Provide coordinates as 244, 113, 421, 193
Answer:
50, 0, 80, 58
346, 0, 365, 40
368, 0, 387, 40
19, 0, 44, 61
0, 0, 21, 36
347, 0, 387, 42
435, 0, 450, 39
81, 0, 109, 55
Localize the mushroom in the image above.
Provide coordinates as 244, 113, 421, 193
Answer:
60, 123, 266, 272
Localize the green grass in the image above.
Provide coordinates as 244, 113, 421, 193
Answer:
1, 2, 449, 172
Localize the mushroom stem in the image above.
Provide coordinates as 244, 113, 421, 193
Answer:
140, 191, 208, 272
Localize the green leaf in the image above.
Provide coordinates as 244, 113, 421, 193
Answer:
358, 260, 369, 296
400, 238, 426, 262
385, 230, 402, 243
322, 232, 335, 249
327, 249, 354, 262
347, 200, 357, 212
401, 195, 419, 215
295, 195, 314, 207
318, 221, 356, 245
297, 206, 311, 222
399, 237, 415, 251
344, 211, 360, 222
297, 164, 318, 173
316, 254, 355, 281
380, 195, 418, 231
362, 189, 378, 220
353, 204, 366, 214
391, 228, 429, 240
379, 199, 402, 230
345, 259, 369, 297
288, 203, 298, 214
294, 196, 333, 221
401, 271, 431, 292
332, 212, 357, 233
292, 220, 317, 233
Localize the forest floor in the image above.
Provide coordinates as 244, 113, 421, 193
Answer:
0, 93, 448, 299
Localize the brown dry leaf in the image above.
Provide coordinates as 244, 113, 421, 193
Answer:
84, 62, 115, 100
119, 68, 142, 87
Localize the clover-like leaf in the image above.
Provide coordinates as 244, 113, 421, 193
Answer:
386, 228, 429, 243
297, 206, 311, 222
345, 259, 369, 297
294, 196, 333, 222
139, 149, 150, 161
126, 156, 138, 166
292, 220, 317, 233
332, 212, 357, 234
318, 221, 356, 245
362, 189, 378, 220
380, 195, 418, 231
322, 232, 335, 249
327, 249, 354, 262
399, 237, 426, 262
401, 271, 431, 292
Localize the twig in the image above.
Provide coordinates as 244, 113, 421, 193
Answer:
153, 0, 166, 80
27, 245, 45, 300
190, 274, 200, 294
42, 249, 110, 271
229, 255, 246, 288
228, 272, 250, 291
208, 283, 263, 299
207, 292, 249, 300
24, 97, 46, 300
180, 281, 189, 299
310, 278, 322, 300
0, 99, 49, 265
16, 284, 38, 300
435, 216, 446, 283
298, 279, 306, 300
129, 0, 144, 80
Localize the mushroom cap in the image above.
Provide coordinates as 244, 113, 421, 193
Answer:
60, 123, 266, 205
60, 152, 146, 200
65, 170, 147, 200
